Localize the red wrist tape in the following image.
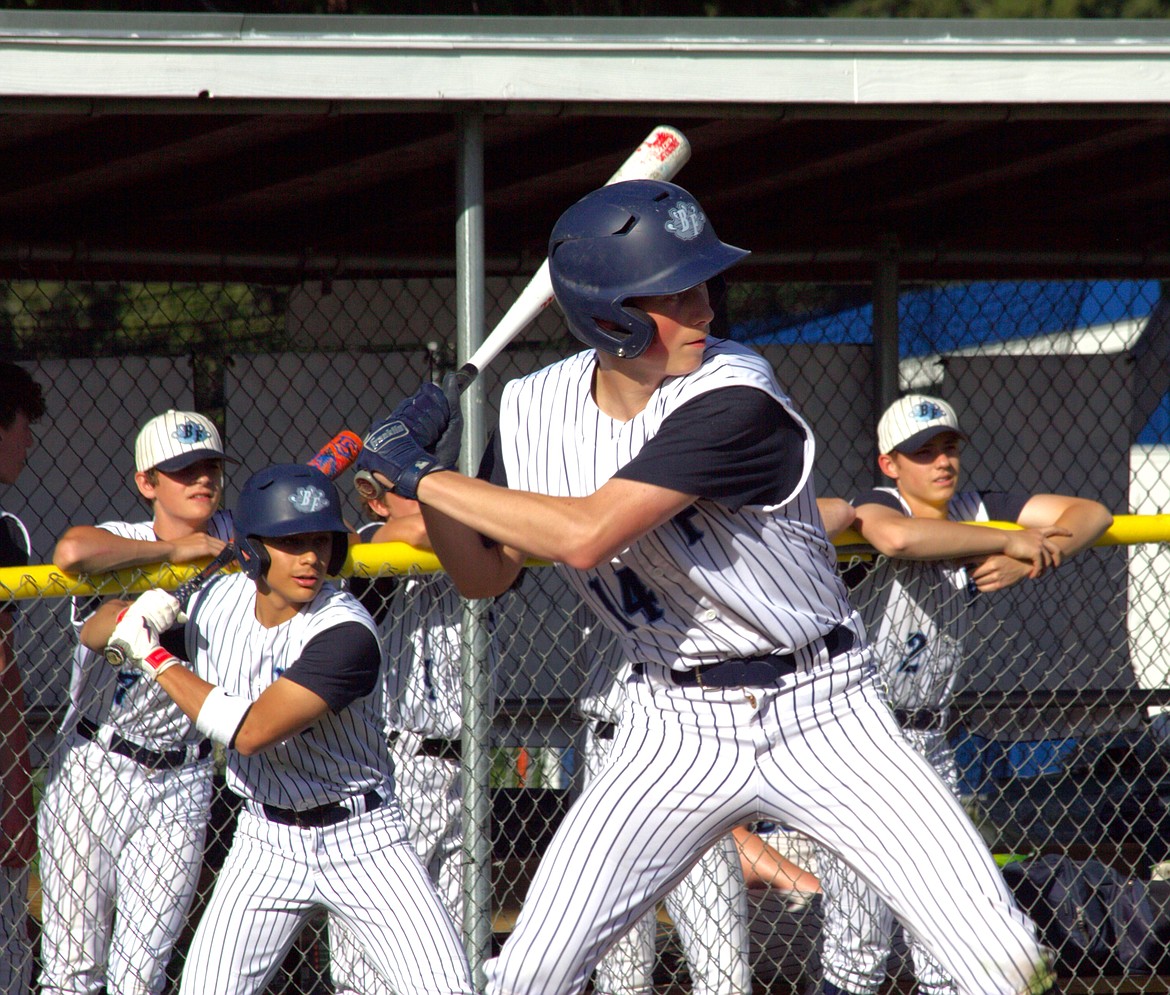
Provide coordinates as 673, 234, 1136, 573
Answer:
145, 647, 178, 674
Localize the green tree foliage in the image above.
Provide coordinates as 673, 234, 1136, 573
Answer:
5, 281, 289, 360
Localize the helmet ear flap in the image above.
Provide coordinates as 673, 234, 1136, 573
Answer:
328, 534, 348, 576
707, 275, 727, 308
236, 535, 270, 581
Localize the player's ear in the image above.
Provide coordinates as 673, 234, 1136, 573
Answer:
135, 469, 158, 502
877, 452, 899, 481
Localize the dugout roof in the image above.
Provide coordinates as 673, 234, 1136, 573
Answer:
1, 13, 1170, 283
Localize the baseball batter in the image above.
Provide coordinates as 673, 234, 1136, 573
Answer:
331, 487, 471, 995
84, 462, 474, 995
354, 179, 1059, 995
0, 361, 45, 995
39, 409, 232, 995
817, 393, 1112, 995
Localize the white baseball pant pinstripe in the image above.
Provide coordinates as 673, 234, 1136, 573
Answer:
485, 648, 1049, 995
818, 725, 960, 995
0, 863, 30, 995
330, 743, 465, 995
180, 801, 472, 995
37, 739, 211, 995
584, 721, 751, 995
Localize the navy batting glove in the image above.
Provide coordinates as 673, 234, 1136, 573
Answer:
393, 382, 452, 450
432, 372, 464, 469
358, 417, 442, 501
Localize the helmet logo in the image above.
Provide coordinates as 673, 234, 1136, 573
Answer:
664, 200, 705, 241
289, 485, 330, 515
173, 421, 210, 445
911, 401, 946, 422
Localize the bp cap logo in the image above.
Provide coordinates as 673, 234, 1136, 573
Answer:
665, 200, 705, 241
910, 400, 946, 422
289, 485, 329, 515
172, 421, 211, 446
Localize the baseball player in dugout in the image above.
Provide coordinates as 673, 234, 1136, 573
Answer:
39, 409, 233, 995
353, 178, 1062, 995
0, 361, 46, 995
331, 483, 477, 995
816, 394, 1112, 995
81, 462, 475, 995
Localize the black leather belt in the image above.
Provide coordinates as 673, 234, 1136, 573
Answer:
592, 721, 617, 741
262, 790, 382, 828
388, 733, 461, 761
638, 624, 856, 689
418, 738, 460, 761
78, 716, 211, 770
894, 708, 947, 731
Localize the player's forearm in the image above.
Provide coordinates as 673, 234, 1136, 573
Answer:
420, 499, 525, 599
856, 513, 1019, 561
816, 498, 856, 540
79, 599, 131, 651
1044, 500, 1113, 559
417, 470, 692, 572
156, 665, 219, 727
732, 826, 821, 893
54, 526, 169, 573
368, 513, 432, 550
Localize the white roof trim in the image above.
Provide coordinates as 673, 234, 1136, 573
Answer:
0, 14, 1169, 106
901, 316, 1149, 390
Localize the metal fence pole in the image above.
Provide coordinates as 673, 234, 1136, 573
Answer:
873, 235, 900, 484
455, 109, 494, 986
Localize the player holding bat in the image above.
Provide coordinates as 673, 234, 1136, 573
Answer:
39, 409, 235, 995
354, 179, 1058, 995
84, 462, 474, 995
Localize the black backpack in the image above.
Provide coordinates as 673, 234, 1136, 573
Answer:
1001, 854, 1160, 976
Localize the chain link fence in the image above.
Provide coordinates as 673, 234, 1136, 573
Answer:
2, 273, 1170, 993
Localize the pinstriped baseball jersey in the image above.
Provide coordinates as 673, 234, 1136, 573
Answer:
356, 521, 465, 741
853, 488, 1024, 711
496, 339, 855, 669
854, 489, 986, 712
58, 512, 233, 750
187, 571, 388, 811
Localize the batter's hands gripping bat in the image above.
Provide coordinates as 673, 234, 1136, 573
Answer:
451, 124, 692, 394
103, 430, 363, 667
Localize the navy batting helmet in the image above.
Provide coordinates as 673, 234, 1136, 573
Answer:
548, 179, 749, 358
233, 463, 349, 580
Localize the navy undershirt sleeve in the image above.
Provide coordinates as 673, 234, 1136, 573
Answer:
852, 488, 902, 511
982, 491, 1030, 522
280, 623, 381, 712
612, 387, 805, 511
482, 432, 505, 487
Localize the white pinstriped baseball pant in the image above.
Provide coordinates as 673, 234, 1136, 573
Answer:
180, 796, 473, 995
485, 640, 1051, 995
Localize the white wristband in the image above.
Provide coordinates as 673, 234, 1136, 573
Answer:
195, 685, 252, 747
